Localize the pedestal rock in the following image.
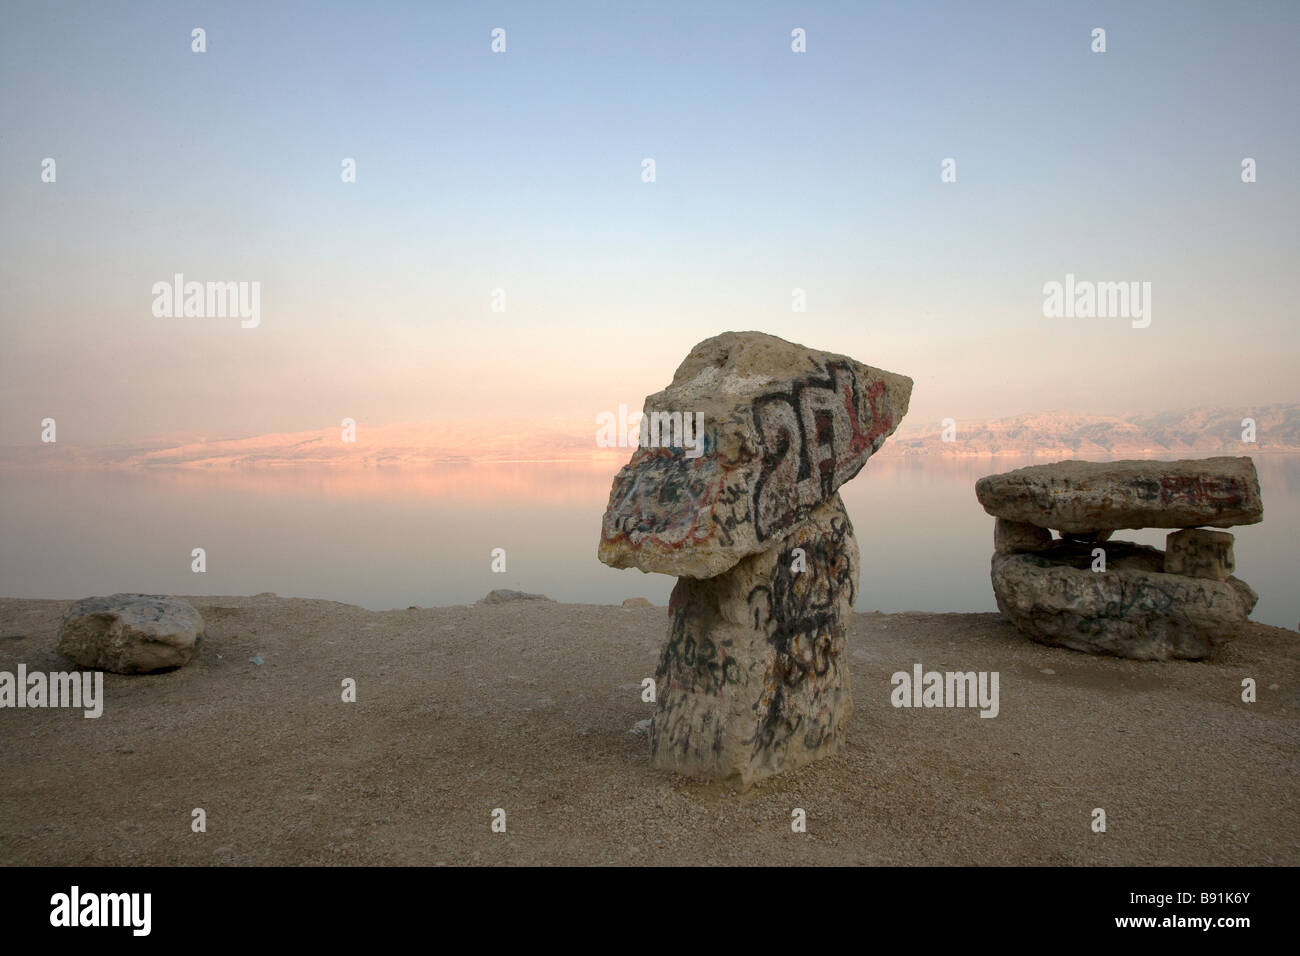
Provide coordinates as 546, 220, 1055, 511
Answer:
652, 494, 859, 784
599, 331, 912, 785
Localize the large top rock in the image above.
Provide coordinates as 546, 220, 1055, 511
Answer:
598, 331, 912, 577
975, 457, 1263, 532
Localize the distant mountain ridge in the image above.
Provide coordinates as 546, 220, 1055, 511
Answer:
884, 404, 1300, 457
2, 404, 1297, 469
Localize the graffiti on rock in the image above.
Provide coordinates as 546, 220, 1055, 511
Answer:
601, 359, 895, 557
743, 509, 856, 763
750, 361, 893, 542
655, 607, 742, 696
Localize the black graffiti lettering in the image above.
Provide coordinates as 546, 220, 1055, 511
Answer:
744, 507, 855, 761
749, 361, 871, 542
658, 611, 740, 694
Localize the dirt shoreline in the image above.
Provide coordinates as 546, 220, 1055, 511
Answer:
1, 595, 1296, 866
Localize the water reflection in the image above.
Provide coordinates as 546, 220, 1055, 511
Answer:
1, 455, 1295, 630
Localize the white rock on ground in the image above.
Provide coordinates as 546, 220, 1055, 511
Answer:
57, 593, 204, 673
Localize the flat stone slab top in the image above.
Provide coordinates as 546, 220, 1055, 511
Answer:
975, 456, 1262, 533
57, 593, 204, 673
599, 331, 912, 578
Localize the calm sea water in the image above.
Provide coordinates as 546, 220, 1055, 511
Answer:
2, 455, 1297, 630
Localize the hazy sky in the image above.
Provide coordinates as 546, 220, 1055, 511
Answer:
2, 0, 1297, 445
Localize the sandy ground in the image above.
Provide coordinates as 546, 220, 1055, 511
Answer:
0, 594, 1296, 866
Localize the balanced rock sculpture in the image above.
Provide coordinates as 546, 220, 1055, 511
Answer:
976, 457, 1263, 660
599, 332, 912, 784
